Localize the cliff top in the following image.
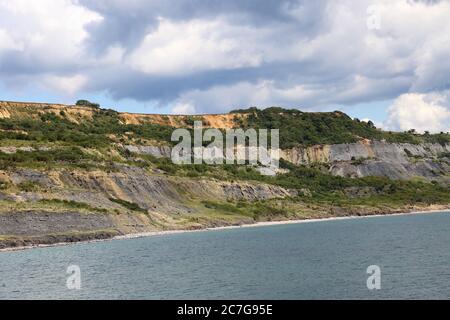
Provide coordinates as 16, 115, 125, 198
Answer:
1, 100, 449, 148
0, 100, 246, 128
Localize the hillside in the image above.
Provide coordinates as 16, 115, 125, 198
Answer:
0, 101, 449, 249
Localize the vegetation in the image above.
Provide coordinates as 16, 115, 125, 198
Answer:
0, 109, 175, 149
0, 181, 9, 190
17, 181, 42, 192
75, 100, 100, 108
199, 199, 291, 221
38, 199, 108, 213
108, 198, 147, 213
123, 153, 450, 208
0, 147, 96, 169
2, 105, 448, 153
0, 103, 448, 215
232, 107, 450, 148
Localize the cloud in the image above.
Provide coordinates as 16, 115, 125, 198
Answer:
0, 28, 23, 52
92, 0, 450, 112
1, 0, 450, 125
384, 92, 450, 133
171, 101, 196, 115
127, 18, 263, 75
0, 0, 101, 85
43, 74, 88, 96
78, 0, 303, 53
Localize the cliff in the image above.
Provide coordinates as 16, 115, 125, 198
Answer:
0, 165, 297, 249
0, 101, 449, 249
0, 100, 247, 128
282, 140, 450, 181
124, 141, 450, 182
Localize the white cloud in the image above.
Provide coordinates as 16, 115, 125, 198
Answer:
43, 74, 88, 96
0, 0, 101, 83
173, 81, 282, 114
384, 92, 450, 133
172, 78, 402, 114
0, 28, 23, 52
128, 18, 263, 75
171, 101, 196, 114
130, 0, 450, 112
1, 0, 450, 119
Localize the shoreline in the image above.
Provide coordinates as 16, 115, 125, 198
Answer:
113, 207, 450, 240
1, 207, 449, 253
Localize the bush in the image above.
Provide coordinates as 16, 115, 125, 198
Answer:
38, 199, 107, 212
108, 198, 147, 213
17, 181, 42, 192
0, 147, 96, 169
232, 107, 450, 148
0, 181, 9, 190
201, 200, 243, 215
75, 100, 100, 108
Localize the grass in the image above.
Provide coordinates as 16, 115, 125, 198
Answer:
17, 181, 42, 192
38, 199, 108, 213
0, 199, 108, 214
201, 200, 247, 215
198, 199, 318, 222
0, 147, 98, 170
108, 198, 147, 213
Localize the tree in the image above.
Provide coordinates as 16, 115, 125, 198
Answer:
75, 100, 100, 108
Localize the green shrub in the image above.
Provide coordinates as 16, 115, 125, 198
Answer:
231, 107, 450, 148
201, 200, 243, 214
0, 181, 9, 190
17, 181, 42, 192
38, 199, 107, 212
351, 157, 366, 165
0, 147, 96, 169
75, 100, 100, 108
108, 198, 147, 213
0, 108, 175, 149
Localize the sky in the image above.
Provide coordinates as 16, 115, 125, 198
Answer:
0, 0, 450, 132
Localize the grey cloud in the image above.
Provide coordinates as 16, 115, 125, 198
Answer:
80, 0, 311, 53
1, 0, 450, 115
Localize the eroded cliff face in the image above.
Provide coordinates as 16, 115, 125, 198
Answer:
122, 141, 450, 181
282, 141, 450, 181
0, 165, 298, 248
0, 101, 247, 128
2, 166, 296, 213
0, 101, 97, 124
282, 140, 450, 164
119, 112, 246, 128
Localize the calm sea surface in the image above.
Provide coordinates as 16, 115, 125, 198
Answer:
1, 211, 450, 299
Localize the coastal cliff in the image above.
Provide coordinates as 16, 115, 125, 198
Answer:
0, 101, 449, 249
0, 100, 246, 128
282, 141, 450, 181
124, 141, 450, 181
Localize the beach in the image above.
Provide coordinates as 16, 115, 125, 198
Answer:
2, 205, 449, 253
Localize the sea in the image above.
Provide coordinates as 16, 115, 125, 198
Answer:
1, 211, 450, 299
